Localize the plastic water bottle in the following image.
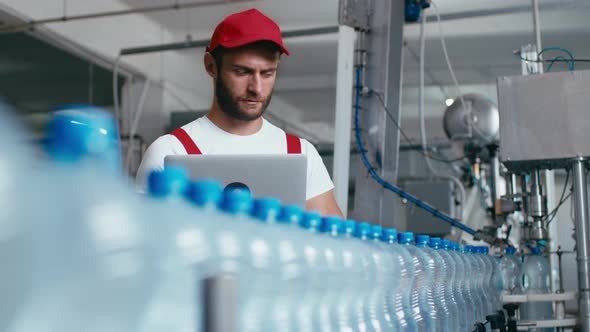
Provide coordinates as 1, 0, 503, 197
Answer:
429, 238, 457, 331
398, 232, 428, 331
455, 244, 478, 328
12, 106, 157, 332
297, 211, 326, 332
381, 228, 409, 331
413, 235, 440, 331
353, 222, 380, 332
365, 224, 395, 331
235, 197, 281, 332
472, 246, 491, 318
341, 220, 365, 332
140, 176, 220, 332
477, 246, 495, 316
385, 229, 417, 332
440, 239, 467, 332
321, 217, 348, 332
275, 204, 306, 332
464, 245, 486, 322
481, 246, 502, 312
499, 247, 522, 295
521, 247, 554, 332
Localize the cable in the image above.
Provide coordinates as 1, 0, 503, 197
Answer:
515, 47, 582, 72
417, 12, 466, 219
546, 56, 571, 72
538, 47, 575, 70
354, 65, 477, 235
545, 171, 572, 225
430, 2, 466, 109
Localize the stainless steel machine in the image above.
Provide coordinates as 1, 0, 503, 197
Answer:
495, 70, 590, 331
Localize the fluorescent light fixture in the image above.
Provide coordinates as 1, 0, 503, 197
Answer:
445, 98, 454, 107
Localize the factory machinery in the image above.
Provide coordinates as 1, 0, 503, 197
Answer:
336, 0, 590, 331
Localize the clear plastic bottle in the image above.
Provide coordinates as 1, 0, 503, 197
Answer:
455, 244, 478, 328
481, 246, 502, 312
321, 216, 348, 332
521, 247, 554, 332
475, 246, 494, 317
413, 235, 440, 331
365, 224, 395, 331
353, 222, 379, 332
398, 232, 428, 331
341, 220, 364, 332
275, 204, 306, 332
429, 237, 456, 331
139, 173, 217, 332
297, 211, 327, 332
499, 247, 522, 296
11, 105, 157, 332
441, 239, 467, 332
382, 228, 416, 331
241, 197, 283, 332
465, 245, 486, 322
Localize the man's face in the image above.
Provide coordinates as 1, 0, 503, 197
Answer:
214, 45, 280, 121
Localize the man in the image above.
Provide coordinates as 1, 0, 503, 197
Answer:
136, 8, 343, 217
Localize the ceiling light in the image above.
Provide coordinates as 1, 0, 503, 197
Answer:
445, 98, 454, 107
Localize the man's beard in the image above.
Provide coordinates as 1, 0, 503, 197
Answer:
215, 76, 272, 121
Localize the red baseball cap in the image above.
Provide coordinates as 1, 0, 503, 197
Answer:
206, 8, 290, 56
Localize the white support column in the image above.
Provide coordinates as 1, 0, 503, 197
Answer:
332, 25, 356, 217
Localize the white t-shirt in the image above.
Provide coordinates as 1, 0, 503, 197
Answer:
135, 116, 334, 200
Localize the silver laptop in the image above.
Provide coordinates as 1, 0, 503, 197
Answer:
164, 154, 307, 205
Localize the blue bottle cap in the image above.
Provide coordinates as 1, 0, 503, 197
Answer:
482, 246, 490, 255
441, 239, 452, 250
531, 247, 541, 255
301, 211, 323, 231
322, 216, 343, 236
415, 234, 430, 246
429, 237, 442, 249
370, 225, 383, 241
220, 188, 253, 215
452, 242, 461, 252
251, 197, 281, 222
45, 105, 120, 170
185, 179, 223, 207
505, 247, 516, 255
343, 219, 357, 237
398, 232, 415, 245
464, 245, 473, 253
277, 204, 304, 225
355, 222, 373, 239
382, 228, 398, 243
147, 167, 189, 198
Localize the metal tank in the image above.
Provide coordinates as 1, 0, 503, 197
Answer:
443, 93, 499, 145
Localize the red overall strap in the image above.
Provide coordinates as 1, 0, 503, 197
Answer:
170, 128, 202, 155
286, 133, 302, 154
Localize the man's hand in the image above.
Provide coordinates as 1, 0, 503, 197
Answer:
305, 189, 344, 218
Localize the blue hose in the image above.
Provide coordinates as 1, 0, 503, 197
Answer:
353, 66, 477, 236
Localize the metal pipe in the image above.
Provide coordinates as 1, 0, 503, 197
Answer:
120, 26, 339, 56
490, 146, 501, 224
506, 173, 517, 196
203, 274, 237, 332
571, 158, 590, 332
0, 0, 257, 33
532, 0, 543, 62
332, 25, 356, 216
